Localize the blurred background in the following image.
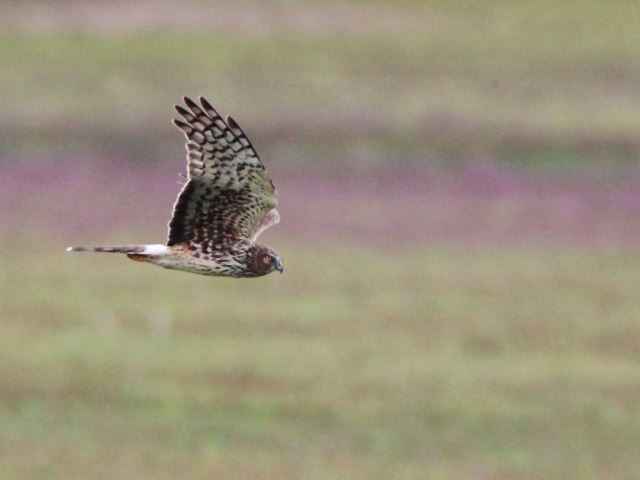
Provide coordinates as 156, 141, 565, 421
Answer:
2, 1, 640, 478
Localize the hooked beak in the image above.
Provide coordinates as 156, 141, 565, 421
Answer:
276, 259, 284, 274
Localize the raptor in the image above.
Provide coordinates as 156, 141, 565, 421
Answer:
67, 97, 283, 278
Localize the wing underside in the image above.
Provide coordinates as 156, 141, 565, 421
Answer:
166, 97, 278, 248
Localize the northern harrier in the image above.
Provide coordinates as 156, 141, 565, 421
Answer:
67, 97, 283, 277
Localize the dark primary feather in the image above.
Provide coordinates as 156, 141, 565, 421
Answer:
167, 97, 278, 249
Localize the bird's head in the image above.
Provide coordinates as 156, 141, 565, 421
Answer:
246, 244, 284, 276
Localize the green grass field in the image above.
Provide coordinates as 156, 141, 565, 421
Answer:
2, 0, 640, 163
2, 245, 640, 479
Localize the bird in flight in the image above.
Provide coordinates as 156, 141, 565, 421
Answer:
67, 96, 283, 278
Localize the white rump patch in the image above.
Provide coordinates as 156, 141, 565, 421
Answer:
143, 244, 169, 255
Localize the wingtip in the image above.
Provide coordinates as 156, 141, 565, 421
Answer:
226, 115, 239, 129
199, 96, 216, 112
173, 118, 191, 133
183, 96, 198, 109
175, 104, 189, 115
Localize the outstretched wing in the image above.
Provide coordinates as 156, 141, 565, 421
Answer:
167, 97, 279, 248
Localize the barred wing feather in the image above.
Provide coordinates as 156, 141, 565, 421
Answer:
167, 97, 278, 247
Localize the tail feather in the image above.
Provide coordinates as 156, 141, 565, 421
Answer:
66, 245, 146, 253
66, 245, 167, 254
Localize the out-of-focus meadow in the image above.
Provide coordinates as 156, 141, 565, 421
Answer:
2, 1, 640, 479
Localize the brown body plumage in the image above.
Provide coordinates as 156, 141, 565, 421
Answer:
67, 97, 283, 278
